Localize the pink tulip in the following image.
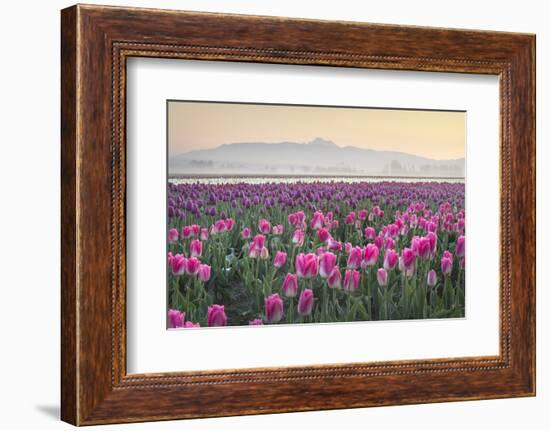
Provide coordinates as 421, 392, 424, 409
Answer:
347, 246, 363, 269
274, 251, 286, 268
198, 264, 211, 282
190, 224, 200, 237
259, 218, 271, 234
225, 218, 234, 231
327, 266, 342, 288
377, 268, 388, 286
185, 257, 200, 275
248, 244, 259, 258
181, 225, 192, 239
456, 235, 465, 257
327, 238, 343, 251
264, 293, 284, 322
383, 249, 398, 270
207, 304, 227, 327
272, 224, 284, 235
343, 269, 360, 291
427, 269, 437, 287
295, 253, 319, 278
183, 321, 200, 328
426, 232, 438, 255
292, 229, 305, 247
401, 247, 416, 270
252, 234, 266, 251
384, 237, 396, 250
170, 253, 186, 276
260, 246, 270, 260
358, 209, 368, 220
190, 239, 202, 257
168, 228, 179, 244
168, 309, 185, 328
249, 319, 263, 325
241, 227, 251, 239
364, 227, 376, 240
297, 288, 314, 316
344, 211, 356, 225
441, 251, 453, 275
344, 242, 353, 254
214, 219, 226, 233
317, 227, 331, 243
319, 252, 337, 278
200, 228, 209, 241
282, 273, 298, 297
311, 211, 324, 230
374, 236, 383, 249
363, 243, 379, 266
417, 236, 432, 259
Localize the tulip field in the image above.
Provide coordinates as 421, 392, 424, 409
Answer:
166, 179, 465, 328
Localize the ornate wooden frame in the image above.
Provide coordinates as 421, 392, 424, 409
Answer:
61, 4, 536, 425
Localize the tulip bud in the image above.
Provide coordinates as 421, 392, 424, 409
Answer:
319, 252, 337, 278
198, 264, 211, 282
190, 239, 202, 257
343, 269, 360, 291
274, 251, 287, 268
363, 243, 379, 266
170, 254, 186, 276
427, 269, 437, 287
297, 288, 314, 316
327, 266, 342, 288
383, 249, 398, 270
185, 257, 200, 275
264, 293, 284, 322
168, 228, 179, 244
456, 235, 465, 257
347, 246, 363, 269
282, 273, 298, 297
241, 227, 251, 239
377, 268, 388, 286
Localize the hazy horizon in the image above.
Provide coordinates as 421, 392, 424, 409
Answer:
168, 101, 465, 161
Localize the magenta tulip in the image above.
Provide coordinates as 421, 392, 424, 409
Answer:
296, 253, 319, 278
317, 227, 331, 243
358, 209, 368, 220
190, 239, 202, 257
183, 321, 200, 328
441, 255, 453, 275
249, 319, 263, 325
327, 266, 342, 288
207, 304, 227, 327
252, 234, 266, 251
167, 309, 185, 328
259, 218, 271, 234
170, 253, 186, 276
241, 227, 251, 239
426, 232, 437, 255
364, 226, 376, 240
264, 293, 284, 322
198, 264, 211, 282
343, 269, 360, 291
456, 235, 465, 257
377, 268, 388, 286
292, 229, 305, 247
401, 247, 416, 270
200, 228, 209, 241
260, 246, 270, 260
347, 246, 363, 269
383, 249, 399, 270
311, 211, 324, 230
185, 257, 200, 275
282, 273, 299, 297
363, 243, 379, 266
168, 228, 179, 244
274, 251, 287, 268
297, 288, 314, 316
319, 252, 337, 278
181, 225, 192, 239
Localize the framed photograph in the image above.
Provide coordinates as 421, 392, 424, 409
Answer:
61, 4, 536, 425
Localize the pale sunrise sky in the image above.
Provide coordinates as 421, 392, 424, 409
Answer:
168, 101, 465, 160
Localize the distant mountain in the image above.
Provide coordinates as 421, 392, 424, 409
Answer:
169, 138, 465, 178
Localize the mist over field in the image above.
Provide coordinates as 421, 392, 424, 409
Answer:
169, 138, 464, 178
